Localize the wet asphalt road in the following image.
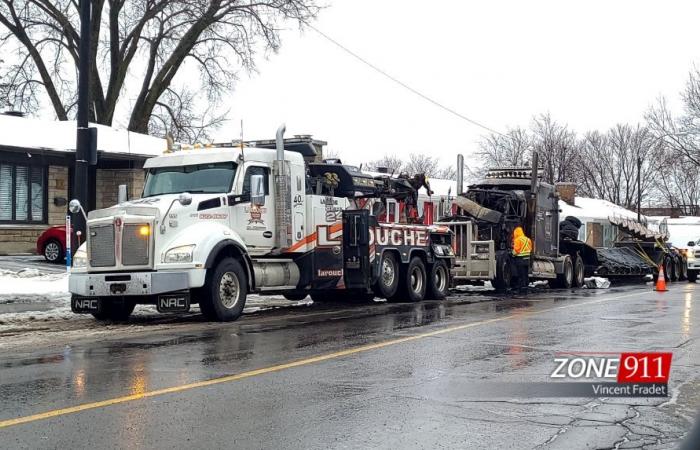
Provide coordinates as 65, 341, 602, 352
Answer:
0, 284, 698, 449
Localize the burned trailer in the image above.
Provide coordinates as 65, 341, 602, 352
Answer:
609, 217, 685, 282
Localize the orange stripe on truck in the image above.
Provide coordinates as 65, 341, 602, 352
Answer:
286, 222, 343, 252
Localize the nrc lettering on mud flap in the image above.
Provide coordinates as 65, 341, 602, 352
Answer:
72, 297, 100, 314
157, 293, 190, 313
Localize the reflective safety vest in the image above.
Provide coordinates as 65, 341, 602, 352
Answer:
513, 235, 532, 258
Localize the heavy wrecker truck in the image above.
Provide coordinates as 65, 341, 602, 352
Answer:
68, 126, 454, 322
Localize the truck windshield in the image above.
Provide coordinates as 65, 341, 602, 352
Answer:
143, 162, 237, 197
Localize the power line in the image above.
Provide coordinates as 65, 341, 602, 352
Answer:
306, 23, 507, 138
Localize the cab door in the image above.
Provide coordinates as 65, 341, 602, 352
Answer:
231, 164, 275, 255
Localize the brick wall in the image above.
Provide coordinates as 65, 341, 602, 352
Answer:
555, 182, 577, 205
48, 165, 69, 226
96, 169, 145, 209
0, 165, 69, 255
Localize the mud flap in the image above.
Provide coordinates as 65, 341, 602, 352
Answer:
71, 296, 101, 314
342, 210, 370, 289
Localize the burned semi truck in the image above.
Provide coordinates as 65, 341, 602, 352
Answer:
445, 160, 597, 290
441, 154, 654, 291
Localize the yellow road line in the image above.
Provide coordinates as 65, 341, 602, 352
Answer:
0, 289, 653, 429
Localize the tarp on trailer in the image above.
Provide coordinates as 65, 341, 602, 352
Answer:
595, 247, 655, 276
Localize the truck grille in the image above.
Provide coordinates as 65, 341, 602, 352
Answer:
89, 224, 116, 267
122, 224, 150, 266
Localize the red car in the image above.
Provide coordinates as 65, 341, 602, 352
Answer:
36, 225, 69, 263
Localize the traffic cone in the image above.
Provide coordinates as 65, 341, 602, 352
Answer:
655, 264, 668, 292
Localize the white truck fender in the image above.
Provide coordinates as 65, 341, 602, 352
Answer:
160, 222, 254, 288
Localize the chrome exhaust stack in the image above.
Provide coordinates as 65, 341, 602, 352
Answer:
456, 154, 464, 195
273, 124, 292, 250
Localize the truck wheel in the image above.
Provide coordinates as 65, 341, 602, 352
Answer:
395, 257, 427, 303
43, 239, 64, 263
673, 257, 682, 281
200, 258, 247, 322
552, 256, 573, 289
689, 270, 698, 283
663, 257, 672, 282
283, 293, 308, 301
427, 260, 450, 300
374, 252, 399, 298
92, 299, 135, 322
573, 254, 585, 288
679, 258, 688, 280
493, 254, 512, 292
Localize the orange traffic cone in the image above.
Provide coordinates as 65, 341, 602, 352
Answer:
655, 264, 668, 292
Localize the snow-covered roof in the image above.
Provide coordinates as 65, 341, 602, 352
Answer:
559, 197, 643, 222
0, 114, 166, 157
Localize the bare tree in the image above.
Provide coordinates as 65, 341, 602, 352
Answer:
364, 154, 405, 174
531, 113, 581, 184
0, 0, 318, 141
578, 124, 660, 209
403, 153, 441, 177
476, 126, 532, 168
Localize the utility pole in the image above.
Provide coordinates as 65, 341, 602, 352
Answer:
637, 156, 642, 222
72, 0, 91, 254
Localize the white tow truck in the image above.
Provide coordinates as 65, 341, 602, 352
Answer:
68, 126, 454, 321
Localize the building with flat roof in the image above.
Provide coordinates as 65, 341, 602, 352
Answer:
0, 113, 166, 254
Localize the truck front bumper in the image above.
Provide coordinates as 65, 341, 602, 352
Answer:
69, 269, 206, 297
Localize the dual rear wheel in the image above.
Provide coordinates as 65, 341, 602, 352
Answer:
376, 253, 449, 303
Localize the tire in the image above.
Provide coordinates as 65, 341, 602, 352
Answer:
689, 270, 698, 283
680, 258, 688, 281
673, 256, 682, 282
573, 254, 585, 288
310, 292, 334, 303
374, 252, 400, 298
427, 260, 450, 300
493, 254, 512, 292
43, 239, 64, 263
92, 299, 136, 322
663, 257, 672, 282
391, 256, 427, 303
199, 258, 248, 321
552, 255, 573, 289
283, 293, 308, 301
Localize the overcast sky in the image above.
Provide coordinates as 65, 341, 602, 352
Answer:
213, 0, 700, 168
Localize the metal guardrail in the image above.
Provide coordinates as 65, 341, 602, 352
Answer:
436, 221, 496, 280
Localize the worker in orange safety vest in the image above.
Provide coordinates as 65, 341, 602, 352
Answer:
512, 226, 532, 293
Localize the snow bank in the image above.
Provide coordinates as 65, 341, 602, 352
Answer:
0, 272, 68, 295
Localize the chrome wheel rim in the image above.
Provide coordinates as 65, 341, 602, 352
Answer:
219, 272, 240, 309
45, 242, 60, 261
381, 258, 395, 287
410, 267, 423, 293
434, 265, 447, 292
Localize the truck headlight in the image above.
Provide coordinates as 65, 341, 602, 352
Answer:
163, 245, 196, 263
688, 252, 695, 261
73, 244, 88, 268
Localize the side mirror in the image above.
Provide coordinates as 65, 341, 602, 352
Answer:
117, 184, 128, 204
688, 241, 696, 247
68, 199, 88, 221
68, 199, 82, 214
250, 174, 266, 206
178, 192, 193, 206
